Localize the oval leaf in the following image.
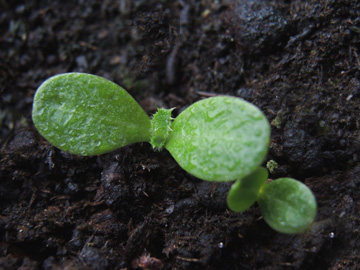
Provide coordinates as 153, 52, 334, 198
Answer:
257, 178, 317, 234
32, 73, 151, 155
227, 167, 268, 212
165, 96, 270, 181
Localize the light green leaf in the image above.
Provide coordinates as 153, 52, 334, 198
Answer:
227, 167, 268, 212
150, 108, 174, 150
32, 73, 151, 155
165, 96, 270, 181
257, 178, 317, 234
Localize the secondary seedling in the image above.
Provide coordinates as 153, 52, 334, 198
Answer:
32, 72, 316, 234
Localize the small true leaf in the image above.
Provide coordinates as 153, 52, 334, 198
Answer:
227, 167, 268, 212
257, 178, 317, 234
150, 108, 174, 150
165, 96, 270, 181
32, 73, 151, 156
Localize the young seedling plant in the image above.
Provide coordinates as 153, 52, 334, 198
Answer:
32, 73, 317, 234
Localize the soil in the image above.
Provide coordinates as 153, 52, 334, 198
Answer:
1, 0, 360, 269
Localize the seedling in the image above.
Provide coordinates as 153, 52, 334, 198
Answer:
227, 173, 316, 234
32, 72, 317, 234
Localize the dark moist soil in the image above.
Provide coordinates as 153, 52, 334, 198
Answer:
1, 0, 360, 269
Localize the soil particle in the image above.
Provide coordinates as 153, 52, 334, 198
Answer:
223, 0, 290, 55
79, 244, 109, 270
283, 123, 324, 175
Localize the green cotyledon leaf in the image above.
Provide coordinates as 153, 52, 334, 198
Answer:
257, 178, 317, 234
32, 73, 151, 156
227, 167, 268, 212
165, 96, 270, 182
